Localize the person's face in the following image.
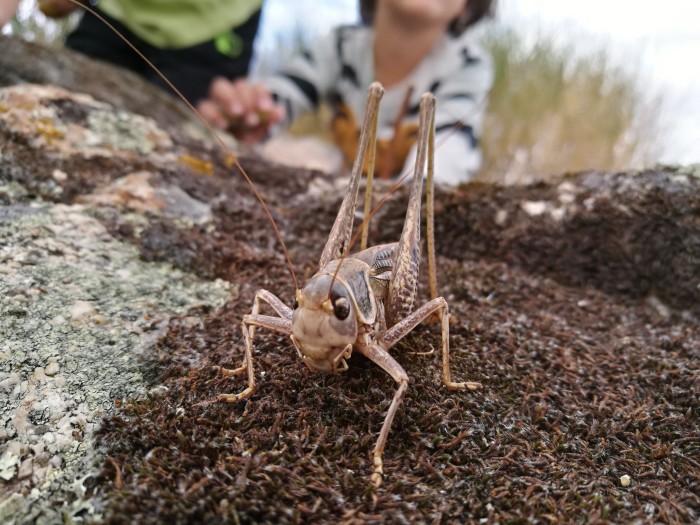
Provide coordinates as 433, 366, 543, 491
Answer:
382, 0, 467, 27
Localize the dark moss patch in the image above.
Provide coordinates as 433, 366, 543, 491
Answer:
93, 168, 699, 524
426, 170, 699, 312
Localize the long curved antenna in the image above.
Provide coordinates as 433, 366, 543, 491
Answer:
65, 0, 299, 291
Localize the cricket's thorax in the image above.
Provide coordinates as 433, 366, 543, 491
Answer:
291, 255, 385, 373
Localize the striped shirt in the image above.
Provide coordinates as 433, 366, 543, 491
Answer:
264, 24, 493, 186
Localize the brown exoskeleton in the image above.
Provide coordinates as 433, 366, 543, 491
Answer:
216, 83, 481, 487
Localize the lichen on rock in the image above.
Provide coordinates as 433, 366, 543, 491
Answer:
0, 198, 233, 524
0, 84, 174, 159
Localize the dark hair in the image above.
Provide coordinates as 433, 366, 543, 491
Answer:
359, 0, 496, 35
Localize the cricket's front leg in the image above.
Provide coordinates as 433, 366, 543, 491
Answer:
381, 297, 482, 391
216, 289, 292, 403
357, 343, 409, 488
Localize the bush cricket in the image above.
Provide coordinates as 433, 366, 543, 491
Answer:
54, 0, 485, 489
215, 83, 482, 487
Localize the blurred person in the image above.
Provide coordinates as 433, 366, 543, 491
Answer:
34, 0, 263, 104
199, 0, 495, 185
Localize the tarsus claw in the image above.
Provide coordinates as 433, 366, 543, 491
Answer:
213, 365, 247, 378
216, 388, 253, 403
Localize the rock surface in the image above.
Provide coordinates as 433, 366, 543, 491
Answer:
0, 80, 234, 523
0, 36, 698, 524
0, 202, 231, 523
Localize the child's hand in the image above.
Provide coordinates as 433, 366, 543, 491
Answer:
197, 77, 285, 145
37, 0, 81, 18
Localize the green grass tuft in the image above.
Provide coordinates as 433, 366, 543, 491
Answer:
479, 26, 664, 183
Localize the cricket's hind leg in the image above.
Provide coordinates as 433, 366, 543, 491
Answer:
319, 83, 384, 267
385, 93, 436, 328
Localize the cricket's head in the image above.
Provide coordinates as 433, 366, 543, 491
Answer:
291, 274, 357, 373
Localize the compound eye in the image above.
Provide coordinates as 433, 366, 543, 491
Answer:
292, 299, 299, 310
333, 297, 350, 320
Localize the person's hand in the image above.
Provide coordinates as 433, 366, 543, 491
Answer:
197, 77, 285, 145
38, 0, 81, 18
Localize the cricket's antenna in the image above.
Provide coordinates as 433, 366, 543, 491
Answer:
66, 0, 299, 291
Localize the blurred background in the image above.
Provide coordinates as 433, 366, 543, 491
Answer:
4, 0, 699, 183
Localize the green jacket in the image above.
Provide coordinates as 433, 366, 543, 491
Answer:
99, 0, 262, 49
